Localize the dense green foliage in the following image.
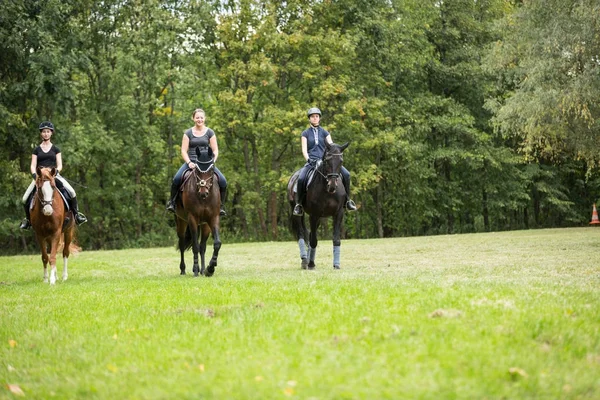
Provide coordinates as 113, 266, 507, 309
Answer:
1, 228, 599, 398
0, 0, 598, 252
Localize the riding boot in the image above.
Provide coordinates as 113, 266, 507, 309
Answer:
342, 175, 357, 212
293, 181, 305, 216
19, 203, 31, 229
69, 197, 88, 225
166, 180, 178, 213
219, 186, 227, 216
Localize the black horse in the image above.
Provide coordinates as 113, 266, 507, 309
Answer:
175, 147, 221, 277
287, 142, 349, 270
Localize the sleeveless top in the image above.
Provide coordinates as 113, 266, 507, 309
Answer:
301, 125, 330, 160
185, 128, 215, 162
33, 144, 61, 168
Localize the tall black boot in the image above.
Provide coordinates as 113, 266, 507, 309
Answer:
342, 175, 357, 211
70, 197, 88, 225
219, 186, 227, 216
293, 179, 305, 216
166, 179, 178, 213
19, 202, 31, 229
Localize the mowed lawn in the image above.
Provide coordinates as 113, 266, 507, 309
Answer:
1, 228, 599, 399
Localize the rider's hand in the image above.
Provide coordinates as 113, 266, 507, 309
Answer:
31, 173, 36, 179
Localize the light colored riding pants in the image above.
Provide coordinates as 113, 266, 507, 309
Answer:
22, 174, 76, 203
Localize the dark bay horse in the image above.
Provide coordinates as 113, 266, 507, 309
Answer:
30, 166, 79, 284
287, 142, 349, 270
175, 147, 222, 277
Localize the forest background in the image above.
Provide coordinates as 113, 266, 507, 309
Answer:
1, 0, 599, 253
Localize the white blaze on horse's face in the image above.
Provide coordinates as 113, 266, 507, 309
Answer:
41, 181, 54, 216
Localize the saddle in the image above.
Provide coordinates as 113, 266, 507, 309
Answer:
293, 166, 317, 194
179, 146, 217, 192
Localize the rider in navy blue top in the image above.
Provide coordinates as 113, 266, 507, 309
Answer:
166, 108, 228, 216
293, 107, 357, 216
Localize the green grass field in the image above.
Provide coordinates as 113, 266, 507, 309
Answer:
1, 227, 599, 399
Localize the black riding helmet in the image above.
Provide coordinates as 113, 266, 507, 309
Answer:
38, 121, 54, 131
307, 107, 321, 118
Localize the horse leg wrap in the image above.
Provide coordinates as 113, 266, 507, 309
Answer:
298, 238, 308, 259
309, 247, 317, 262
333, 246, 341, 267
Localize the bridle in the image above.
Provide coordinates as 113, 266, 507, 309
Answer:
193, 163, 215, 195
36, 175, 57, 208
316, 152, 344, 181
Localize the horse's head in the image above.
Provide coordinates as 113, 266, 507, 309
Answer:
194, 147, 215, 200
322, 142, 349, 193
36, 166, 58, 216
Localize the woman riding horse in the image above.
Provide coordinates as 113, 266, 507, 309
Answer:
20, 121, 87, 229
293, 107, 356, 216
166, 108, 227, 216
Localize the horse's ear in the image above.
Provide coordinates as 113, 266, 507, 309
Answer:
36, 166, 42, 177
50, 167, 57, 177
340, 142, 350, 151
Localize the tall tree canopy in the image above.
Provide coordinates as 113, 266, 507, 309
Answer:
0, 0, 598, 253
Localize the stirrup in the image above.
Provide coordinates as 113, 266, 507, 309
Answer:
293, 204, 304, 216
166, 200, 176, 214
75, 213, 88, 225
19, 219, 31, 229
346, 199, 357, 211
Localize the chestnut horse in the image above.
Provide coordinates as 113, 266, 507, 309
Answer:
175, 147, 222, 277
30, 166, 79, 284
287, 142, 349, 270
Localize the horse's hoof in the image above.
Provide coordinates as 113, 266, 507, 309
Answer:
205, 264, 215, 277
333, 265, 340, 270
180, 271, 186, 275
194, 271, 199, 277
301, 258, 308, 270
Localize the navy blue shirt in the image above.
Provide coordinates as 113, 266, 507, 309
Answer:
301, 126, 330, 161
33, 145, 61, 168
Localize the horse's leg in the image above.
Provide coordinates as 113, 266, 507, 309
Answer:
199, 224, 209, 276
205, 222, 221, 277
62, 227, 72, 281
48, 233, 60, 285
40, 238, 49, 283
307, 215, 320, 270
176, 217, 188, 275
189, 219, 201, 277
332, 210, 344, 270
297, 215, 308, 270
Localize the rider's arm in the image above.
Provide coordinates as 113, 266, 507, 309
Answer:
181, 134, 194, 168
301, 136, 309, 162
56, 152, 63, 173
30, 154, 37, 177
210, 135, 219, 163
326, 134, 333, 145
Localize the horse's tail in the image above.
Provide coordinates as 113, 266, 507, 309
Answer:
69, 243, 82, 255
183, 225, 194, 251
289, 212, 301, 240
